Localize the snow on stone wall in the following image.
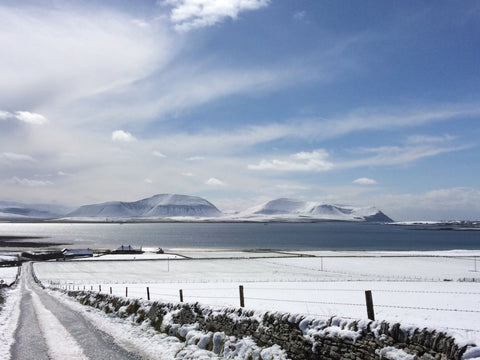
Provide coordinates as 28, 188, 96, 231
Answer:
66, 290, 472, 360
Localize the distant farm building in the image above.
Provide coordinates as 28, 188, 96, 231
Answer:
114, 245, 143, 254
62, 248, 94, 259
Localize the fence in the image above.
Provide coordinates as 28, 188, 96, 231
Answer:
52, 281, 480, 333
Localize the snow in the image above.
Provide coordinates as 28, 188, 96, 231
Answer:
376, 346, 415, 360
33, 250, 480, 350
0, 266, 19, 285
65, 194, 222, 219
0, 278, 22, 359
1, 250, 478, 359
41, 288, 288, 360
231, 198, 390, 222
27, 284, 87, 359
6, 194, 393, 222
78, 253, 183, 261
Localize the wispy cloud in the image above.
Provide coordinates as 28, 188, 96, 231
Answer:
186, 156, 205, 161
7, 177, 53, 187
144, 103, 480, 156
0, 4, 175, 110
153, 151, 167, 158
293, 10, 306, 21
0, 152, 35, 164
164, 0, 270, 32
248, 149, 333, 172
353, 177, 377, 185
341, 142, 470, 169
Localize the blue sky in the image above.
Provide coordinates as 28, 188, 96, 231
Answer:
1, 0, 480, 220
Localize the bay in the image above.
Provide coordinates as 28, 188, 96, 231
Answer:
0, 222, 479, 251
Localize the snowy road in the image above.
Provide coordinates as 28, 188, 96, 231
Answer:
11, 263, 143, 360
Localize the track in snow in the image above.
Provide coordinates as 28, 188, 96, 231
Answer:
11, 263, 143, 360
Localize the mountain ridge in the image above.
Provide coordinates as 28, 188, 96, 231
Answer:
65, 194, 222, 219
234, 198, 392, 222
0, 194, 393, 222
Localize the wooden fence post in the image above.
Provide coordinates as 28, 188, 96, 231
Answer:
147, 287, 150, 301
179, 289, 183, 302
110, 287, 112, 295
365, 290, 375, 321
239, 285, 245, 307
126, 286, 128, 297
99, 285, 101, 292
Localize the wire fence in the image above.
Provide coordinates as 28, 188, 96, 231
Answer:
53, 281, 480, 322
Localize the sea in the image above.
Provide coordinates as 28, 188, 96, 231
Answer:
0, 222, 479, 251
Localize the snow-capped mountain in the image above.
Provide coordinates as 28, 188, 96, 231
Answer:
235, 198, 393, 222
1, 195, 392, 222
65, 194, 222, 219
0, 201, 72, 221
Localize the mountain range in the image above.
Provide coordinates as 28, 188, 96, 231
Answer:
0, 194, 393, 222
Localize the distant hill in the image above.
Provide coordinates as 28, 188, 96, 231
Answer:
0, 201, 72, 221
65, 194, 222, 219
0, 195, 392, 222
234, 198, 393, 222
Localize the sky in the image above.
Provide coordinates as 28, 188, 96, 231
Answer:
1, 0, 480, 221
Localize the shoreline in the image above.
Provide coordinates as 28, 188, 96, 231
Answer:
0, 236, 68, 248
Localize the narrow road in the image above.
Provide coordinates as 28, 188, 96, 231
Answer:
11, 263, 143, 360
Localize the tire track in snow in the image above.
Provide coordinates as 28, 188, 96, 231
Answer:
12, 264, 143, 360
27, 282, 87, 359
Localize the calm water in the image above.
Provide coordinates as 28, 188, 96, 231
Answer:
0, 222, 479, 251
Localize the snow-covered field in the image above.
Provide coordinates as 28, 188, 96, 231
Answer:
33, 249, 480, 348
0, 266, 19, 286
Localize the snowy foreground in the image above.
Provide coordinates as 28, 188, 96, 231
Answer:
2, 250, 480, 359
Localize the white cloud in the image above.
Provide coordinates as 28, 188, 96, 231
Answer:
0, 110, 12, 120
165, 0, 270, 32
248, 149, 333, 172
112, 130, 136, 143
206, 177, 226, 186
0, 4, 174, 110
14, 111, 48, 125
144, 178, 153, 184
0, 110, 48, 125
181, 172, 195, 177
353, 177, 377, 185
153, 151, 167, 158
7, 177, 53, 187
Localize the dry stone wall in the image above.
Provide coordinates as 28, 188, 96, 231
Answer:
69, 291, 472, 360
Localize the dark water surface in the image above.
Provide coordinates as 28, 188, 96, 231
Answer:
0, 222, 479, 251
